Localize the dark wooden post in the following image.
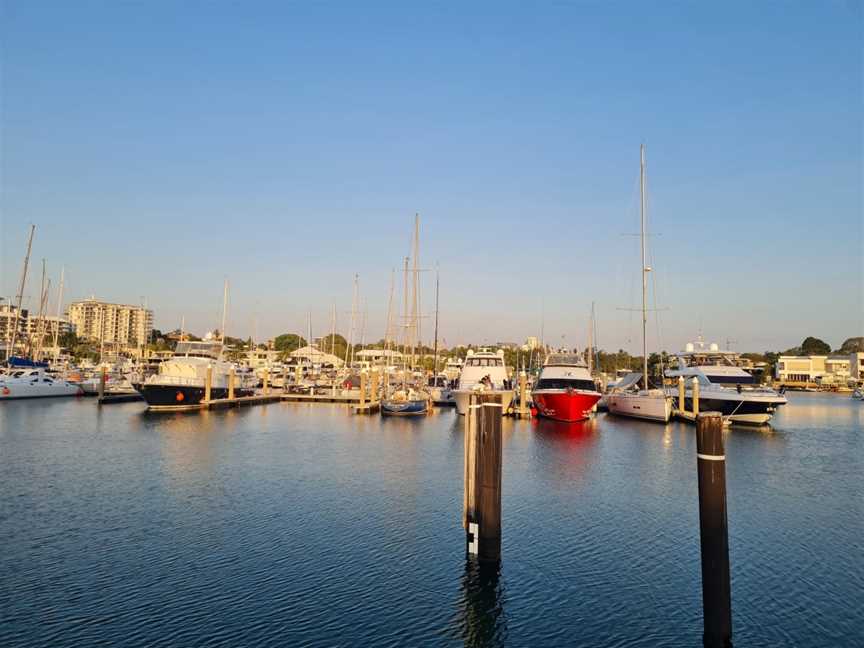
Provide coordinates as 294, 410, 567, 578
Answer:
98, 367, 107, 400
696, 412, 732, 648
464, 392, 503, 563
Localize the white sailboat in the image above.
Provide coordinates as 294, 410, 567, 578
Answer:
606, 145, 673, 423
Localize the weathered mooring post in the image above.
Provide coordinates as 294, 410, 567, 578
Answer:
696, 412, 732, 648
263, 367, 270, 395
359, 371, 367, 409
518, 371, 528, 417
463, 392, 503, 563
282, 367, 288, 393
678, 375, 685, 412
98, 367, 107, 400
228, 367, 235, 400
692, 376, 700, 417
204, 365, 212, 402
371, 369, 379, 402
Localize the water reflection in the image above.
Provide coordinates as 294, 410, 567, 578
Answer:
455, 560, 508, 648
527, 417, 600, 487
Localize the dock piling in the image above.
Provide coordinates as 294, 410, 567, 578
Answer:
263, 368, 270, 395
228, 368, 235, 400
518, 371, 528, 418
696, 412, 732, 648
360, 371, 366, 409
464, 392, 503, 563
692, 377, 700, 416
678, 375, 685, 412
205, 365, 212, 402
98, 367, 106, 400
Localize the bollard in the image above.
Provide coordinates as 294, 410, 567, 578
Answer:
696, 412, 732, 648
692, 377, 700, 416
360, 371, 366, 409
205, 365, 212, 402
228, 368, 235, 400
519, 372, 527, 417
679, 376, 686, 413
282, 367, 288, 393
263, 368, 270, 395
464, 392, 503, 563
98, 367, 107, 400
371, 369, 379, 402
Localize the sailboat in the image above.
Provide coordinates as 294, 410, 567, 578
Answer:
381, 215, 429, 416
606, 145, 673, 423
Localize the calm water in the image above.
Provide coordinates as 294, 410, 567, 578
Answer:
1, 393, 861, 647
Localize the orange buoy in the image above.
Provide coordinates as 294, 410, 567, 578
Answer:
176, 391, 185, 402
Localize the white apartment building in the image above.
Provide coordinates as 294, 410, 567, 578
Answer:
67, 297, 153, 350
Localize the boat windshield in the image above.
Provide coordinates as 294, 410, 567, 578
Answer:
466, 357, 503, 367
174, 342, 222, 359
545, 353, 585, 366
535, 378, 596, 391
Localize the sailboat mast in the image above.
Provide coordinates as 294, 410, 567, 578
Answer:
402, 256, 409, 386
9, 224, 35, 360
410, 213, 420, 369
220, 279, 229, 344
432, 267, 440, 376
640, 144, 649, 388
52, 267, 65, 361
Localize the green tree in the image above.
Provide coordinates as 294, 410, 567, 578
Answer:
273, 333, 307, 353
800, 336, 830, 355
838, 337, 864, 354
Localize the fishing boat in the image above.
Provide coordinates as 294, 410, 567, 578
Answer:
532, 352, 602, 422
606, 145, 673, 423
453, 348, 514, 415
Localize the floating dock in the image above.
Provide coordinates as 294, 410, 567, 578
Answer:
202, 393, 282, 409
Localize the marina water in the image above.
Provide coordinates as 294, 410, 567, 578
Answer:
1, 394, 860, 646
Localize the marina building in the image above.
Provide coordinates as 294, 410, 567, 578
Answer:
355, 348, 403, 364
67, 297, 153, 351
1, 303, 73, 356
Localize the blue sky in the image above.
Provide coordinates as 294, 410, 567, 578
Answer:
2, 1, 861, 353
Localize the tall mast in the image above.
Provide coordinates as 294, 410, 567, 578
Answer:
330, 303, 336, 357
220, 279, 229, 344
587, 302, 594, 374
432, 266, 440, 376
8, 224, 35, 360
34, 263, 50, 361
344, 274, 359, 367
402, 256, 409, 387
52, 267, 65, 361
640, 144, 649, 388
410, 214, 420, 369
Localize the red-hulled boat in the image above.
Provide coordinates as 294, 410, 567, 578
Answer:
532, 353, 601, 422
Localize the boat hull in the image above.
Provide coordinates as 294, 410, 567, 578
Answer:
380, 399, 429, 416
453, 389, 513, 416
0, 383, 82, 399
533, 389, 601, 422
673, 393, 785, 426
138, 384, 253, 410
606, 392, 672, 422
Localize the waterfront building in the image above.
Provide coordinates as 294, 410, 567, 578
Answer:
523, 336, 540, 351
289, 345, 344, 368
355, 348, 403, 364
247, 348, 280, 369
775, 355, 854, 385
67, 297, 153, 351
850, 352, 864, 382
0, 303, 29, 350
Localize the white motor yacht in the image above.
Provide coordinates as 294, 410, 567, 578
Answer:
452, 348, 513, 415
665, 341, 787, 425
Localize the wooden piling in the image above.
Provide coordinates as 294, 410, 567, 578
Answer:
359, 371, 366, 409
678, 376, 685, 412
98, 367, 107, 400
696, 412, 732, 648
263, 368, 270, 395
228, 368, 235, 400
692, 376, 700, 416
282, 367, 288, 393
371, 369, 379, 402
205, 365, 213, 402
464, 392, 503, 563
518, 372, 528, 417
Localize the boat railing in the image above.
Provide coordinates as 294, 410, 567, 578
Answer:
147, 375, 204, 387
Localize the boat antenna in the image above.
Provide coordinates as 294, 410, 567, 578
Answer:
8, 224, 35, 362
